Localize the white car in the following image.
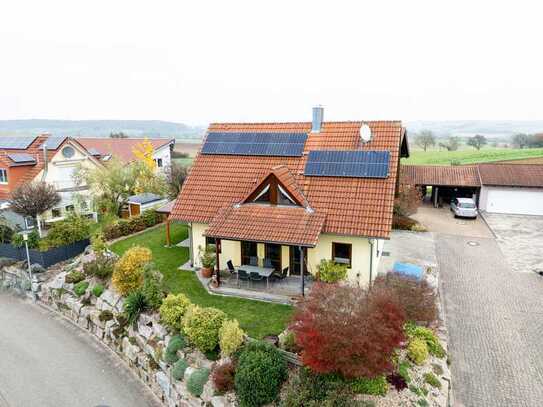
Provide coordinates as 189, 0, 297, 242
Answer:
451, 197, 478, 219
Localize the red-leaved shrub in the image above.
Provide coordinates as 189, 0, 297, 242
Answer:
373, 272, 438, 327
290, 282, 406, 378
212, 361, 235, 393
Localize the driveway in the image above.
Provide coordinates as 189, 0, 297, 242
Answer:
0, 294, 161, 407
483, 212, 543, 273
411, 204, 493, 238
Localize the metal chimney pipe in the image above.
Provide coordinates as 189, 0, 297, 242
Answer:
311, 106, 324, 133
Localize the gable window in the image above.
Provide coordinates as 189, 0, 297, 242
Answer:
0, 169, 7, 184
332, 242, 352, 268
249, 177, 299, 206
61, 146, 75, 158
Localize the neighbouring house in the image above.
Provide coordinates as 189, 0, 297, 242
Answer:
77, 137, 175, 172
121, 193, 169, 218
403, 163, 543, 216
0, 135, 102, 231
170, 107, 409, 288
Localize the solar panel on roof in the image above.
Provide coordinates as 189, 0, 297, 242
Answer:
7, 153, 36, 164
45, 136, 67, 150
0, 136, 37, 149
201, 132, 307, 157
304, 150, 390, 178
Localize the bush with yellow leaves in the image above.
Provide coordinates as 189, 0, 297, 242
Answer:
112, 246, 152, 295
219, 319, 245, 357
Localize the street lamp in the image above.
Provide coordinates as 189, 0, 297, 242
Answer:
22, 232, 34, 300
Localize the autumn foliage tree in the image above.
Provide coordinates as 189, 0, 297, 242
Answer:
394, 169, 422, 216
290, 282, 405, 378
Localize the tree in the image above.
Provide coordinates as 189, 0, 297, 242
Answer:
110, 132, 128, 138
467, 134, 487, 150
9, 182, 61, 236
132, 138, 156, 171
439, 136, 460, 151
165, 162, 189, 199
394, 169, 422, 216
512, 133, 530, 149
415, 130, 436, 152
291, 282, 405, 378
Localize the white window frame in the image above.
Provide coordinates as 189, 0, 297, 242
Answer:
0, 169, 7, 184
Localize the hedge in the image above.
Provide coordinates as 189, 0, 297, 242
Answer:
103, 209, 162, 240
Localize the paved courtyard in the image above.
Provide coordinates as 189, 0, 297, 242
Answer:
483, 212, 543, 273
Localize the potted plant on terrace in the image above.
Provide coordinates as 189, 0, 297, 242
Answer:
199, 245, 216, 278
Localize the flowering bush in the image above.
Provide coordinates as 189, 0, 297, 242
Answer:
219, 319, 245, 357
159, 293, 192, 331
182, 306, 227, 352
291, 282, 405, 378
111, 246, 152, 295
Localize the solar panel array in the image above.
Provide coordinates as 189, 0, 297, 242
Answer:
0, 136, 37, 149
7, 153, 36, 164
201, 132, 308, 157
304, 150, 390, 178
46, 136, 67, 150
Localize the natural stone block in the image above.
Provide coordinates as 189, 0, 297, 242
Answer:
155, 371, 171, 396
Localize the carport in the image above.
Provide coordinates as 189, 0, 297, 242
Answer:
403, 165, 481, 207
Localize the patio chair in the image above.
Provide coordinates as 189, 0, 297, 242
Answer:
264, 258, 273, 268
249, 256, 258, 266
237, 269, 250, 288
271, 267, 288, 282
227, 260, 237, 275
249, 271, 264, 287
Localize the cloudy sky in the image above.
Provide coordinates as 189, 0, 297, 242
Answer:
0, 0, 541, 124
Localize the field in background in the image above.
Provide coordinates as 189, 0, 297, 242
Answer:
174, 141, 201, 157
403, 147, 543, 165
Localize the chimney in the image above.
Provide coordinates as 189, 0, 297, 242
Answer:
311, 106, 324, 133
41, 141, 48, 181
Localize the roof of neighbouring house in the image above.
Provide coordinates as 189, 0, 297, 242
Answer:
402, 165, 481, 187
170, 121, 408, 242
478, 164, 543, 188
77, 138, 174, 163
127, 192, 164, 205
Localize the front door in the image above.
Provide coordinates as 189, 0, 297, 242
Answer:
265, 243, 282, 271
289, 246, 308, 275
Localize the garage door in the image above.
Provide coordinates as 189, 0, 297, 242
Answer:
486, 187, 543, 216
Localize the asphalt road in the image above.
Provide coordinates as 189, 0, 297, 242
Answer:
0, 293, 161, 407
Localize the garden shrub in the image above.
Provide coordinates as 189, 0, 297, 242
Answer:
141, 264, 164, 310
386, 373, 408, 391
124, 290, 148, 323
39, 214, 90, 250
83, 256, 115, 280
166, 335, 186, 354
92, 283, 105, 297
351, 375, 388, 396
187, 368, 210, 397
405, 323, 445, 358
103, 210, 161, 240
423, 372, 441, 389
219, 319, 245, 357
398, 360, 412, 383
91, 232, 108, 255
73, 281, 89, 297
12, 230, 40, 249
212, 361, 235, 393
278, 330, 300, 353
159, 293, 191, 331
172, 359, 189, 380
291, 282, 405, 378
407, 337, 429, 365
65, 271, 85, 284
235, 341, 288, 407
163, 349, 179, 365
316, 259, 347, 283
112, 246, 151, 295
99, 310, 114, 322
0, 224, 13, 244
392, 214, 418, 230
373, 272, 438, 326
182, 306, 226, 352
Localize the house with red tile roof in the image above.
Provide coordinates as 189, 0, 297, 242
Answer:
170, 107, 409, 288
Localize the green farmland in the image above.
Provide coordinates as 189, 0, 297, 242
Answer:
403, 147, 543, 165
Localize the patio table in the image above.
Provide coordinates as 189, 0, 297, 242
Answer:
238, 265, 275, 289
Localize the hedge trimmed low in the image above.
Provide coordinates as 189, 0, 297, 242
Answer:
103, 210, 162, 240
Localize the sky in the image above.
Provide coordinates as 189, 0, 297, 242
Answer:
0, 0, 542, 125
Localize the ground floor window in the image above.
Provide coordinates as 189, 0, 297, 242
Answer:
241, 241, 258, 266
265, 243, 282, 271
24, 217, 35, 229
332, 242, 352, 268
0, 169, 7, 184
289, 246, 308, 275
205, 236, 219, 253
52, 208, 61, 218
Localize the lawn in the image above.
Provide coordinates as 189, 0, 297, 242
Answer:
172, 157, 194, 167
110, 223, 293, 339
403, 147, 543, 165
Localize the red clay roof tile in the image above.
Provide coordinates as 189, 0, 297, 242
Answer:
402, 165, 481, 187
78, 138, 173, 163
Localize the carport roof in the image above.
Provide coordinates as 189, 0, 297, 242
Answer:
478, 164, 543, 188
403, 165, 481, 187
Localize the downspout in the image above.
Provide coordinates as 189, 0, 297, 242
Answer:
37, 142, 48, 237
189, 222, 194, 267
368, 238, 375, 287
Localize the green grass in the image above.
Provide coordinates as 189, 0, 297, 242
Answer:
403, 147, 543, 165
110, 223, 292, 338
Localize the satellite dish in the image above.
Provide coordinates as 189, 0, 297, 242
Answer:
360, 124, 372, 143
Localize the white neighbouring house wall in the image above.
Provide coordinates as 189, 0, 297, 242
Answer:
479, 185, 543, 216
152, 143, 173, 173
